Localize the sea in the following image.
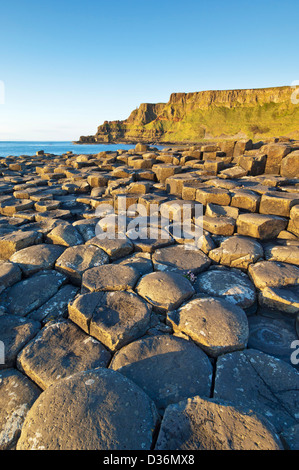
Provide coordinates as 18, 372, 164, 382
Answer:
0, 141, 166, 158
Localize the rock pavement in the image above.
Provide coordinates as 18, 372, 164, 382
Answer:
0, 139, 298, 450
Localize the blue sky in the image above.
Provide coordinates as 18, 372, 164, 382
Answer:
0, 0, 299, 140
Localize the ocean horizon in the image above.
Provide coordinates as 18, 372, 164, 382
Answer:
0, 141, 166, 158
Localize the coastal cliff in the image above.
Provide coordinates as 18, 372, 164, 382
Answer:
77, 86, 299, 144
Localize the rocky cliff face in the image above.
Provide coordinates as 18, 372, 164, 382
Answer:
78, 86, 299, 144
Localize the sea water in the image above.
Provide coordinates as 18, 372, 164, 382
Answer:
0, 141, 166, 158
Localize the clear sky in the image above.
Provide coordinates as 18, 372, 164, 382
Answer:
0, 0, 299, 141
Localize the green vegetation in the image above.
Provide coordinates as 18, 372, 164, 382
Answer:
82, 87, 299, 144
144, 101, 299, 142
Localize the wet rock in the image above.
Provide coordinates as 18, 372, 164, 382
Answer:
0, 368, 41, 450
16, 368, 159, 450
110, 334, 212, 412
167, 296, 249, 357
155, 396, 282, 450
17, 319, 111, 390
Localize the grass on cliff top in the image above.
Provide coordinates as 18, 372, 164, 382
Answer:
139, 101, 299, 142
